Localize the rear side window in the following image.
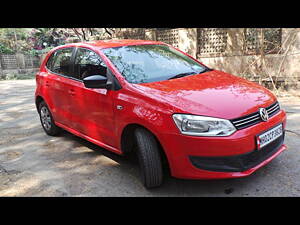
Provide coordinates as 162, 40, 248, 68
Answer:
74, 48, 107, 80
47, 48, 73, 76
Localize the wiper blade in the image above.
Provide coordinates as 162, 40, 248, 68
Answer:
167, 68, 213, 80
168, 71, 197, 80
199, 67, 213, 74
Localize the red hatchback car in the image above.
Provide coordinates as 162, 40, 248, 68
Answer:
35, 40, 287, 188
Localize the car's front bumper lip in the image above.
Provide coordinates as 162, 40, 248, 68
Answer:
189, 131, 285, 172
211, 143, 287, 179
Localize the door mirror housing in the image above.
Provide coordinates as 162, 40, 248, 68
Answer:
83, 75, 112, 89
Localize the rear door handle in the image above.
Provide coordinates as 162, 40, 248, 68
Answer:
68, 89, 75, 96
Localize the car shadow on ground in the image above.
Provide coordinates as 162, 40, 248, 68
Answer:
57, 129, 280, 196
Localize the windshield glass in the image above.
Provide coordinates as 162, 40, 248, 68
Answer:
102, 44, 209, 84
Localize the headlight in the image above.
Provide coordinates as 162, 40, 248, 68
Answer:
172, 114, 236, 136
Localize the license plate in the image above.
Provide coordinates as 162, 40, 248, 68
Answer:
257, 124, 283, 149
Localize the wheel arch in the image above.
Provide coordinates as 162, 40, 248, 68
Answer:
120, 123, 171, 174
35, 95, 45, 111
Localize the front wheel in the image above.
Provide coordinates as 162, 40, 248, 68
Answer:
38, 101, 61, 136
134, 128, 164, 189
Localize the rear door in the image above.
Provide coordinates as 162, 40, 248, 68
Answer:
45, 47, 76, 127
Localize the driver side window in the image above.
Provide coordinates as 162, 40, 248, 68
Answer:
74, 48, 107, 80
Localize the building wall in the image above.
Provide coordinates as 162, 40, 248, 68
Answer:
198, 29, 300, 83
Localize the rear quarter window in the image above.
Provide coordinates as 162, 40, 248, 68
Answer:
45, 51, 56, 70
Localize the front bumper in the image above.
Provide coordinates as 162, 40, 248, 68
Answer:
158, 109, 287, 179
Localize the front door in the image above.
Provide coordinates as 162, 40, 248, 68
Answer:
69, 47, 117, 148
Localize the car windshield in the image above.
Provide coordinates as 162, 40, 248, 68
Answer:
101, 44, 209, 84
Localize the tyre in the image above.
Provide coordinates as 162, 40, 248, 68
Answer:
38, 101, 61, 136
134, 128, 164, 188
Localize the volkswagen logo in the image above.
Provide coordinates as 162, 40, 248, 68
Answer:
259, 108, 269, 121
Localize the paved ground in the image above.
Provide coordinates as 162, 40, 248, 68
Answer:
0, 79, 300, 197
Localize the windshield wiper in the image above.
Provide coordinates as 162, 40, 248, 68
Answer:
168, 71, 198, 80
199, 67, 213, 74
167, 68, 213, 80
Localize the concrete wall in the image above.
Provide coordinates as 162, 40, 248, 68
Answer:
198, 29, 300, 79
0, 53, 41, 79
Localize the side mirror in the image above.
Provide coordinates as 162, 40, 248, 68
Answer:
83, 75, 112, 89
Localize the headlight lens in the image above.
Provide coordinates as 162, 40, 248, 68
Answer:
172, 114, 236, 136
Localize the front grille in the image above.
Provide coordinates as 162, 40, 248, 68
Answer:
231, 101, 280, 130
189, 131, 285, 172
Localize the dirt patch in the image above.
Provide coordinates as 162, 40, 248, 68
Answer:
0, 151, 23, 163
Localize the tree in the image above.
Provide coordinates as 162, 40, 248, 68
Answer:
0, 28, 118, 55
60, 28, 116, 41
0, 28, 32, 53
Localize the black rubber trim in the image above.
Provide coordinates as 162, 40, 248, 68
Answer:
189, 130, 285, 172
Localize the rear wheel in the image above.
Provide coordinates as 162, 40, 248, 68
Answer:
38, 101, 61, 136
134, 128, 164, 189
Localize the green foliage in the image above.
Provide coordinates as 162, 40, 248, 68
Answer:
30, 28, 66, 50
26, 46, 53, 57
0, 28, 33, 53
0, 43, 15, 54
0, 28, 64, 55
0, 73, 36, 80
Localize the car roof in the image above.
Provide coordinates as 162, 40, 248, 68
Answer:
58, 39, 165, 50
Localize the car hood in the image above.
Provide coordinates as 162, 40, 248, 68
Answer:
131, 70, 277, 119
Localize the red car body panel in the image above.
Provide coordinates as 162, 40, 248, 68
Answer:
134, 70, 277, 119
35, 40, 287, 180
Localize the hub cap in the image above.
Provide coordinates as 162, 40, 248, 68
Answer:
40, 106, 51, 131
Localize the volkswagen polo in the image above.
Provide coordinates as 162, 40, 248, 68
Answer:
35, 40, 287, 188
